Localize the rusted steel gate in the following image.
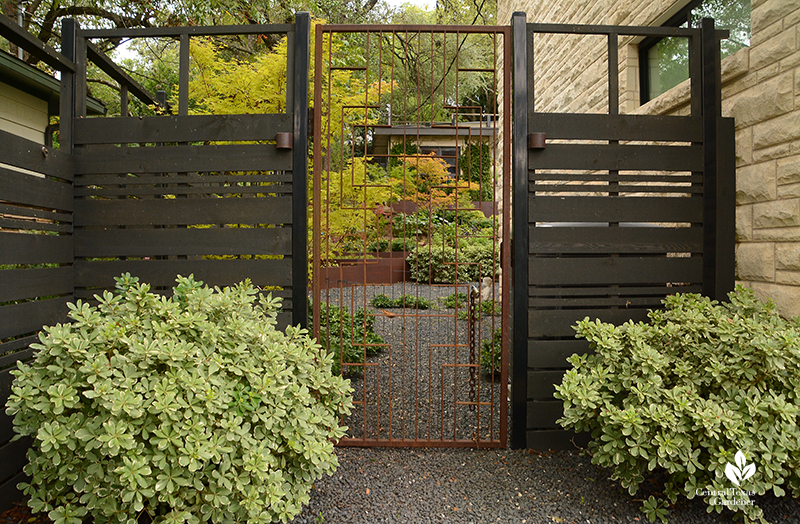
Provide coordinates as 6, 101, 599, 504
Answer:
312, 24, 511, 447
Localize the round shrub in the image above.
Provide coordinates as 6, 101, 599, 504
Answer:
6, 274, 353, 524
555, 287, 800, 524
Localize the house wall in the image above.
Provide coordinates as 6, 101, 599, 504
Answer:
500, 0, 800, 318
0, 81, 48, 144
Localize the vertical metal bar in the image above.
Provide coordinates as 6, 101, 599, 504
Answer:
701, 18, 734, 301
285, 30, 295, 113
179, 33, 189, 116
59, 19, 76, 153
292, 12, 310, 328
312, 24, 324, 342
510, 11, 529, 450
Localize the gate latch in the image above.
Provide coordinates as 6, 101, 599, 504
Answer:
528, 132, 546, 150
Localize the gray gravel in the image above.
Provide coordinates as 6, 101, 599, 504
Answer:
290, 447, 800, 524
300, 283, 800, 523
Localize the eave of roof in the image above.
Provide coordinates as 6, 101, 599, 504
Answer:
0, 50, 106, 115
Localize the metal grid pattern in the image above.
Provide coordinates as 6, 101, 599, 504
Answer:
312, 24, 511, 447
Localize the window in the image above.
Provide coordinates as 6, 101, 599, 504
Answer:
639, 0, 751, 104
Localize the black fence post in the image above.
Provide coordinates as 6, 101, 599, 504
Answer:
60, 18, 77, 152
701, 18, 735, 301
292, 12, 311, 329
511, 11, 529, 450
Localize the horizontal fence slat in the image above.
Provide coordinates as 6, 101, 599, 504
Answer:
0, 217, 72, 233
529, 144, 703, 172
74, 259, 293, 289
0, 267, 74, 303
74, 143, 292, 174
0, 346, 35, 370
527, 370, 565, 400
530, 113, 702, 142
0, 204, 72, 224
0, 129, 73, 181
528, 284, 702, 297
74, 114, 293, 145
529, 196, 703, 223
74, 196, 292, 227
0, 298, 70, 341
0, 168, 73, 211
528, 340, 592, 369
0, 469, 28, 514
0, 437, 31, 486
75, 228, 292, 257
529, 295, 666, 308
526, 400, 563, 429
528, 308, 652, 338
530, 172, 703, 183
75, 183, 292, 198
525, 429, 589, 450
529, 226, 703, 254
529, 256, 702, 286
75, 172, 293, 187
0, 233, 73, 265
531, 184, 701, 194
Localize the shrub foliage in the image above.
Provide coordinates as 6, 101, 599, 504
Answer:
6, 274, 353, 524
555, 287, 800, 523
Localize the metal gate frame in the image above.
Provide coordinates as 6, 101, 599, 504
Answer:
311, 23, 512, 448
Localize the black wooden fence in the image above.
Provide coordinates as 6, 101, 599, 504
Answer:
0, 14, 310, 511
510, 13, 735, 449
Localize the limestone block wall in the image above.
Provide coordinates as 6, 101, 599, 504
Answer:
501, 0, 800, 318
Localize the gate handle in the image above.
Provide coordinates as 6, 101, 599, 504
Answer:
528, 133, 546, 150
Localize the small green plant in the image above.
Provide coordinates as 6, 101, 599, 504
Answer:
555, 286, 800, 524
439, 292, 468, 309
6, 274, 353, 524
314, 302, 385, 375
370, 293, 396, 308
480, 328, 503, 377
456, 300, 502, 320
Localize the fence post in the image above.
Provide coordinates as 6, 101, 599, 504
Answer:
60, 18, 77, 152
511, 11, 529, 450
701, 18, 735, 301
292, 12, 311, 328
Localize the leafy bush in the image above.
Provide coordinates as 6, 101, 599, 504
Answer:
365, 238, 416, 253
406, 243, 499, 284
6, 274, 353, 524
555, 287, 800, 524
370, 293, 396, 309
456, 299, 501, 320
314, 302, 384, 376
480, 328, 503, 378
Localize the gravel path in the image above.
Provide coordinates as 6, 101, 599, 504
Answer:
321, 282, 505, 444
290, 447, 800, 524
306, 283, 800, 524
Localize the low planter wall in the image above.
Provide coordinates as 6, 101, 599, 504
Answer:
317, 251, 410, 289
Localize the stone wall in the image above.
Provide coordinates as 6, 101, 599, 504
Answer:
501, 0, 800, 318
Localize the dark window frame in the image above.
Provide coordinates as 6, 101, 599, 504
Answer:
639, 0, 702, 105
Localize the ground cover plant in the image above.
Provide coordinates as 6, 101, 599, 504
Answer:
5, 274, 353, 524
555, 287, 800, 524
313, 302, 384, 376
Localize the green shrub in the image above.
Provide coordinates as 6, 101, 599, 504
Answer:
406, 243, 499, 284
5, 274, 352, 524
365, 238, 416, 253
314, 302, 384, 375
456, 299, 501, 320
555, 287, 800, 524
480, 328, 503, 378
369, 293, 434, 310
